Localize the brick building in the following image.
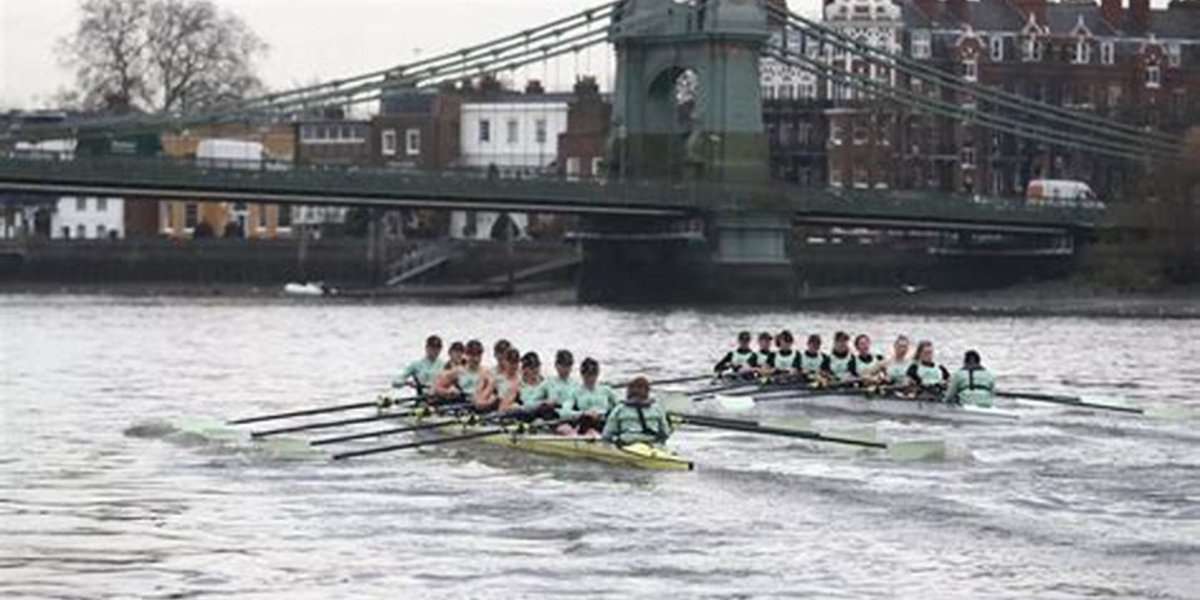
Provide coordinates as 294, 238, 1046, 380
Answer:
762, 0, 1200, 200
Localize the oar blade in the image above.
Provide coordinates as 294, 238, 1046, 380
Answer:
259, 436, 326, 461
714, 393, 757, 413
1143, 404, 1195, 422
887, 439, 947, 461
660, 391, 695, 415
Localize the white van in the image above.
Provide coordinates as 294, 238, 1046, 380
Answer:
195, 138, 266, 170
1026, 179, 1105, 210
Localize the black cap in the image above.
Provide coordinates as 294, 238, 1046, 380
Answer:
426, 335, 443, 347
834, 331, 850, 342
807, 334, 821, 345
580, 357, 599, 375
466, 340, 484, 355
964, 350, 981, 366
758, 331, 773, 342
521, 351, 541, 368
448, 341, 465, 352
777, 330, 794, 344
555, 349, 574, 366
737, 331, 751, 342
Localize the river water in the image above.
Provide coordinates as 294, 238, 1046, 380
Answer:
1, 294, 1198, 599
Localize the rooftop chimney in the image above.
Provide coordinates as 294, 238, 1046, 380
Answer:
1015, 0, 1048, 24
913, 0, 941, 21
1101, 0, 1122, 27
524, 79, 545, 95
947, 0, 971, 23
1130, 0, 1151, 31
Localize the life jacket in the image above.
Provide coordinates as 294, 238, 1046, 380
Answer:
886, 359, 913, 383
907, 362, 949, 388
955, 366, 996, 406
799, 351, 826, 374
826, 350, 854, 380
770, 349, 800, 370
608, 400, 668, 444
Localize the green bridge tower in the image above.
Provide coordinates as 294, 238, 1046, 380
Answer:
581, 0, 794, 302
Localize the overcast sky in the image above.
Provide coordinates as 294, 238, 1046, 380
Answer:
0, 0, 824, 109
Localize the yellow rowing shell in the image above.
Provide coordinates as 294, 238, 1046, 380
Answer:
411, 414, 695, 471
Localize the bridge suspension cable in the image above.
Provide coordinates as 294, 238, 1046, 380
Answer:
22, 1, 620, 138
765, 3, 1184, 158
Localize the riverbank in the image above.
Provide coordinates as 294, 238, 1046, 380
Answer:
802, 280, 1200, 319
2, 279, 1198, 318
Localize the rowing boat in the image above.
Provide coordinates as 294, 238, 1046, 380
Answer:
402, 411, 695, 471
724, 388, 1021, 424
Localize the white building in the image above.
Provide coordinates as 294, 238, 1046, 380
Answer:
762, 27, 822, 101
453, 94, 571, 240
823, 0, 903, 101
51, 196, 124, 240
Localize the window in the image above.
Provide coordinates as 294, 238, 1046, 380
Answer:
912, 31, 931, 59
62, 226, 71, 239
1107, 84, 1122, 107
1145, 64, 1161, 89
763, 85, 777, 100
301, 125, 315, 140
278, 205, 292, 228
479, 119, 491, 143
535, 119, 547, 144
258, 204, 268, 228
76, 224, 86, 239
963, 59, 978, 82
184, 203, 198, 228
506, 119, 519, 144
1101, 41, 1115, 65
566, 157, 580, 180
591, 157, 603, 177
75, 197, 86, 211
1022, 38, 1038, 62
830, 123, 845, 146
316, 125, 328, 140
853, 125, 869, 145
1072, 40, 1090, 64
96, 224, 106, 238
405, 128, 421, 156
799, 81, 817, 99
991, 36, 1004, 62
829, 167, 843, 188
961, 146, 976, 166
96, 197, 107, 212
381, 129, 397, 156
1168, 43, 1182, 67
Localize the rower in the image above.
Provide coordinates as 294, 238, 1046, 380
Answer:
905, 340, 950, 398
476, 347, 521, 412
714, 331, 758, 378
431, 339, 485, 404
393, 334, 446, 393
517, 351, 560, 421
543, 350, 579, 407
821, 331, 855, 384
944, 350, 996, 407
491, 339, 513, 376
754, 331, 775, 372
601, 376, 672, 446
557, 357, 617, 436
765, 330, 800, 380
445, 341, 466, 369
798, 334, 827, 383
847, 334, 883, 383
876, 335, 913, 385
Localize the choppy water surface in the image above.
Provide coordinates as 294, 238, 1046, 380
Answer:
1, 295, 1198, 599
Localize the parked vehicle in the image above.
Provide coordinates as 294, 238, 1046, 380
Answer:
1025, 179, 1106, 210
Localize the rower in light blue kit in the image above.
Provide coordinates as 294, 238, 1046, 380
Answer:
558, 357, 618, 436
602, 376, 672, 446
517, 351, 561, 421
543, 350, 579, 406
943, 350, 997, 407
394, 335, 446, 392
905, 340, 950, 397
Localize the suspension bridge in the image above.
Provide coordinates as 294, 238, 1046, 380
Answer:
0, 0, 1182, 301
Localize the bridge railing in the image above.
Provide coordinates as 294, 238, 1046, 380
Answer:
0, 154, 1102, 228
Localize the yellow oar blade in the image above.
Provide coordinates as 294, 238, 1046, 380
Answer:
887, 439, 947, 461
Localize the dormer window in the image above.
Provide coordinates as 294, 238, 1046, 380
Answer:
1101, 41, 1115, 65
991, 36, 1004, 61
912, 30, 931, 59
1167, 42, 1182, 67
1145, 64, 1161, 88
1072, 40, 1091, 64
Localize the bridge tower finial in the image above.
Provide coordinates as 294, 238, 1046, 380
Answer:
608, 0, 770, 185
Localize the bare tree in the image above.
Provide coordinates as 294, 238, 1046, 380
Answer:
57, 0, 266, 114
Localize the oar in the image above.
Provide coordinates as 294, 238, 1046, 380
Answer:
996, 391, 1189, 419
613, 374, 716, 388
309, 417, 464, 446
228, 392, 414, 426
669, 412, 945, 461
332, 416, 570, 461
249, 400, 467, 438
